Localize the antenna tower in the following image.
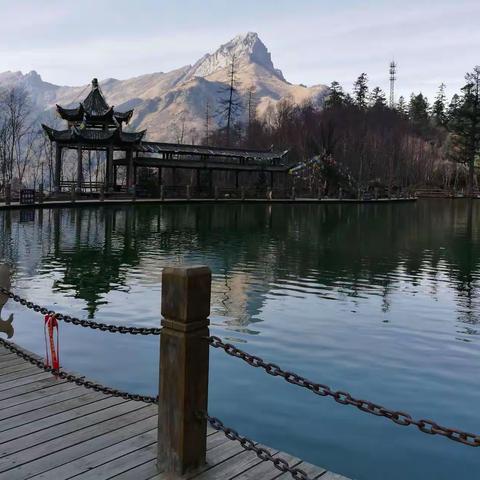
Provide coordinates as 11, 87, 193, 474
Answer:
389, 60, 397, 108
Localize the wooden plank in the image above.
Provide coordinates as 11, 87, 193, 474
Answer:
0, 371, 52, 392
0, 361, 41, 376
0, 365, 46, 383
0, 390, 109, 438
0, 409, 157, 479
276, 459, 327, 479
320, 472, 351, 480
0, 356, 32, 368
107, 459, 157, 480
191, 445, 278, 480
0, 378, 75, 407
0, 397, 133, 457
228, 450, 302, 480
0, 384, 87, 425
150, 435, 245, 480
110, 431, 228, 480
43, 431, 157, 480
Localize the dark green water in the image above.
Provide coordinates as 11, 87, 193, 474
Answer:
0, 200, 479, 479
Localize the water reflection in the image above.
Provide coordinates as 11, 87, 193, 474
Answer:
1, 200, 480, 336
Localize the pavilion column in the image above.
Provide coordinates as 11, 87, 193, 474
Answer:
76, 146, 83, 193
158, 167, 162, 187
106, 147, 114, 191
126, 148, 134, 191
54, 144, 62, 193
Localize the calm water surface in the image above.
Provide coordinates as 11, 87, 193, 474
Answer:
0, 200, 479, 480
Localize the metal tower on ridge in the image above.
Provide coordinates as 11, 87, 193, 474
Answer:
389, 60, 397, 108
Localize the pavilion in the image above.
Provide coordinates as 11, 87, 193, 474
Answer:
42, 78, 290, 196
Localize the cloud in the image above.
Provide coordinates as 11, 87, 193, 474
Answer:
0, 0, 478, 99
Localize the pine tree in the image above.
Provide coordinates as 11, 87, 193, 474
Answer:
449, 66, 480, 196
408, 93, 430, 124
353, 73, 369, 109
325, 81, 345, 109
396, 96, 408, 117
447, 93, 461, 124
432, 83, 448, 127
217, 54, 243, 146
369, 87, 387, 108
204, 99, 211, 146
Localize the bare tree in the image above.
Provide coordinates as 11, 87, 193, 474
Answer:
0, 86, 37, 192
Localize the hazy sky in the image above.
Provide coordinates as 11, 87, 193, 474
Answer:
1, 0, 479, 100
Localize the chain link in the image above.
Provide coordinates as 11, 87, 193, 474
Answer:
0, 286, 161, 335
207, 335, 480, 447
205, 414, 312, 480
0, 338, 158, 403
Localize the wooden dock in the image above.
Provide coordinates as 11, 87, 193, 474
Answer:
0, 344, 350, 480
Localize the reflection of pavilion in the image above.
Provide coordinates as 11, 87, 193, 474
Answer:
42, 78, 290, 195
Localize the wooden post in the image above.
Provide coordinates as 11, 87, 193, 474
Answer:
291, 186, 296, 200
5, 184, 11, 206
158, 266, 211, 474
99, 185, 105, 202
54, 144, 62, 193
70, 185, 76, 203
106, 147, 114, 192
76, 146, 83, 193
126, 148, 134, 192
186, 185, 191, 200
38, 183, 44, 204
160, 185, 165, 200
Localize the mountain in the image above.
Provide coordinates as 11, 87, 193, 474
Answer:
0, 33, 329, 142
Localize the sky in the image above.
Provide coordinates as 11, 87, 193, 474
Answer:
1, 0, 479, 100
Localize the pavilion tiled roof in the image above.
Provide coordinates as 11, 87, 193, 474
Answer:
41, 124, 146, 145
55, 78, 133, 125
140, 142, 288, 162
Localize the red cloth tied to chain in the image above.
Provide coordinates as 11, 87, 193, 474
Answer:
44, 314, 59, 370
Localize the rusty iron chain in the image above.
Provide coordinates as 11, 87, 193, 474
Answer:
205, 414, 312, 480
0, 338, 158, 404
207, 335, 480, 448
0, 286, 161, 335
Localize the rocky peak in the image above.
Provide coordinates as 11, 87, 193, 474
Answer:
185, 32, 285, 81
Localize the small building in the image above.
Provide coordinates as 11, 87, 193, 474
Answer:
42, 78, 290, 196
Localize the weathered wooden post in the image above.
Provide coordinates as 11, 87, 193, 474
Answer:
38, 183, 44, 204
317, 186, 323, 200
158, 266, 211, 475
5, 184, 11, 206
99, 185, 105, 202
160, 185, 165, 201
70, 185, 76, 203
291, 186, 296, 200
186, 184, 191, 200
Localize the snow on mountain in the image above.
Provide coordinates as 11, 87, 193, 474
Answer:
0, 33, 329, 142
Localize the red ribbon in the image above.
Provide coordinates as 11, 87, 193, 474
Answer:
44, 315, 59, 371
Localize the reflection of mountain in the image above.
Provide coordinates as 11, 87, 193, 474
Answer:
1, 200, 480, 332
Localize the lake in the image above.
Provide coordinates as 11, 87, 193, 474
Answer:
0, 200, 479, 480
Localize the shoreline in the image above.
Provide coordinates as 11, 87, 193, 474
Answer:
0, 196, 417, 210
